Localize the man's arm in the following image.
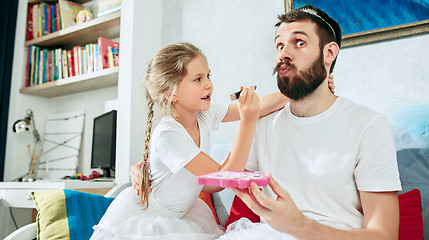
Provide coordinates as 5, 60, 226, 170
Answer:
232, 173, 399, 240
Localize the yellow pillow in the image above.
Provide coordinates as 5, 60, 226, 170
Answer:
32, 190, 69, 239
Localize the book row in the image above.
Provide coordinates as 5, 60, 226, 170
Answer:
25, 37, 119, 87
26, 0, 91, 41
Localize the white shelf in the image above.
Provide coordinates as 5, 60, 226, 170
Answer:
20, 67, 119, 98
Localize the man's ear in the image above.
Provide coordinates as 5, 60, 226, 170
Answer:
324, 42, 339, 66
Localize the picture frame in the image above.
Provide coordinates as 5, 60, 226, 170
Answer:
284, 0, 429, 47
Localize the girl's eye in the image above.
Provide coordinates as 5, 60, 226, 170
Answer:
207, 74, 211, 79
195, 78, 201, 82
296, 41, 305, 47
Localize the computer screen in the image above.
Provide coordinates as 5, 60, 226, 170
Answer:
90, 110, 117, 178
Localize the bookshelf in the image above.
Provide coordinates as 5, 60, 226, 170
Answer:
21, 0, 121, 98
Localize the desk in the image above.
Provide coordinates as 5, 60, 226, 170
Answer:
0, 180, 116, 209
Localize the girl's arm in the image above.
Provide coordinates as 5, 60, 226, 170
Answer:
184, 87, 260, 192
222, 75, 335, 122
222, 92, 288, 122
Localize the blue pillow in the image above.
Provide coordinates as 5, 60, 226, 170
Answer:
64, 190, 114, 239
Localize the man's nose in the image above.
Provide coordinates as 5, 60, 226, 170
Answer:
278, 45, 293, 62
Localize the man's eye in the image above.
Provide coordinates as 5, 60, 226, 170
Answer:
296, 41, 305, 47
277, 44, 284, 50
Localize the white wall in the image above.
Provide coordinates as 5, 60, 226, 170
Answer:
161, 0, 429, 147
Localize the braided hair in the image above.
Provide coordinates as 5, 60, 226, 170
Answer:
138, 43, 206, 208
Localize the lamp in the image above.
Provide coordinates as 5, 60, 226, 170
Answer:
12, 109, 42, 182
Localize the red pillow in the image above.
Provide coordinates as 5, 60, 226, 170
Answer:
225, 194, 260, 229
398, 189, 424, 240
199, 192, 219, 224
224, 189, 424, 239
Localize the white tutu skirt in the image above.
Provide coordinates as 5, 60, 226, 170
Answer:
90, 187, 224, 240
217, 218, 297, 240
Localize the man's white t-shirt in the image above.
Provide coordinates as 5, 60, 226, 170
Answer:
149, 102, 228, 214
246, 96, 402, 230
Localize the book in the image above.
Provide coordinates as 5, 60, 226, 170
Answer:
97, 1, 121, 18
56, 48, 62, 80
50, 49, 56, 81
46, 50, 51, 82
55, 3, 61, 31
73, 46, 80, 76
67, 50, 74, 77
26, 3, 34, 41
62, 49, 68, 78
32, 4, 39, 39
58, 0, 91, 29
98, 37, 119, 69
25, 46, 31, 87
47, 3, 51, 34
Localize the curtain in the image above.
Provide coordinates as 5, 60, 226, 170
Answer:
0, 0, 18, 181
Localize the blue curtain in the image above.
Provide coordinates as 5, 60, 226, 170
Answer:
0, 0, 18, 181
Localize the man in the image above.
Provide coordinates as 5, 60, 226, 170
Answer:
223, 4, 401, 240
131, 4, 401, 240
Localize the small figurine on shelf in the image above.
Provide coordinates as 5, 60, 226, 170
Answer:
76, 9, 93, 24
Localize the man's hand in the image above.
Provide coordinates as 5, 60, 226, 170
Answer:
231, 172, 306, 234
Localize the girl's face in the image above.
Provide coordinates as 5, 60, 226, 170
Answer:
173, 55, 213, 115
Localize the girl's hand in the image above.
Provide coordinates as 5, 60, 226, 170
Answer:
328, 74, 335, 94
237, 86, 260, 123
129, 161, 152, 196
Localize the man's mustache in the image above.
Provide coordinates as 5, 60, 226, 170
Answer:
273, 61, 297, 76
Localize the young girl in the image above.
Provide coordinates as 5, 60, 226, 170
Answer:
90, 43, 327, 240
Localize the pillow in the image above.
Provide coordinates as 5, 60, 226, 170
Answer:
398, 189, 424, 240
224, 194, 260, 229
223, 189, 424, 239
199, 192, 219, 224
32, 189, 114, 240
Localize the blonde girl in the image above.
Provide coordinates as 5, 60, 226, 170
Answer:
91, 42, 303, 240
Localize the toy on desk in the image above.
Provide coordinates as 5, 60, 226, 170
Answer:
197, 170, 270, 188
62, 171, 102, 181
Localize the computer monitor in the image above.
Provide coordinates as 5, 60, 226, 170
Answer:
90, 110, 117, 178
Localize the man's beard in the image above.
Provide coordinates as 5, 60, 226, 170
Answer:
275, 51, 327, 101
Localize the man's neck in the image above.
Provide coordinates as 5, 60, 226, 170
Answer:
289, 81, 337, 118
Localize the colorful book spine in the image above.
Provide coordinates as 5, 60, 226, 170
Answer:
29, 46, 36, 86
25, 46, 31, 87
67, 50, 74, 77
26, 3, 34, 41
62, 49, 68, 78
73, 46, 80, 76
46, 50, 51, 82
55, 3, 61, 31
47, 3, 51, 34
32, 5, 38, 39
56, 48, 62, 80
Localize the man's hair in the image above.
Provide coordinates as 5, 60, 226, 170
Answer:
275, 5, 342, 73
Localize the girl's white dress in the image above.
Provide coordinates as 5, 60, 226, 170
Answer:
90, 103, 228, 240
